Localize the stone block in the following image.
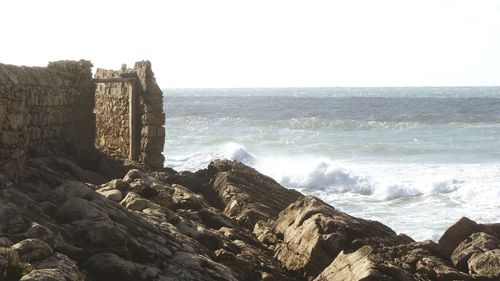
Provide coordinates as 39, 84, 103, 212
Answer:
141, 138, 164, 153
142, 113, 165, 125
1, 131, 23, 145
141, 126, 165, 138
8, 113, 25, 130
143, 152, 165, 169
0, 103, 6, 126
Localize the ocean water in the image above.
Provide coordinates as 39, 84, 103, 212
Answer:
163, 87, 500, 241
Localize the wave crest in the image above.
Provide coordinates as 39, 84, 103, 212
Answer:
166, 143, 498, 202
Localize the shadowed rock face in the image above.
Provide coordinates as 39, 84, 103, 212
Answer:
314, 243, 473, 281
438, 216, 500, 254
0, 157, 499, 281
0, 158, 299, 281
205, 159, 303, 230
268, 196, 410, 279
451, 232, 500, 280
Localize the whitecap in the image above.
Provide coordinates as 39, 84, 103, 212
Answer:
222, 143, 256, 165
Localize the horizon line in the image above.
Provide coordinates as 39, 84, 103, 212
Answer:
163, 85, 500, 90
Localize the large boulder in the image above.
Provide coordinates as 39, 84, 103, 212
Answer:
12, 239, 53, 261
468, 249, 500, 280
96, 188, 122, 202
20, 269, 67, 281
22, 252, 83, 281
271, 196, 408, 279
438, 217, 500, 254
313, 246, 396, 281
95, 180, 125, 202
451, 232, 500, 280
120, 192, 153, 212
82, 253, 159, 281
206, 160, 302, 229
315, 242, 473, 281
24, 157, 105, 187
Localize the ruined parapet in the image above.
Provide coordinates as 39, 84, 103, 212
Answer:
0, 60, 95, 178
134, 61, 165, 168
94, 61, 164, 169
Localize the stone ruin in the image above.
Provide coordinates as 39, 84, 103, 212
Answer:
94, 61, 165, 168
0, 60, 165, 179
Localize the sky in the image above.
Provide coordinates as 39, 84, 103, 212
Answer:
1, 0, 500, 88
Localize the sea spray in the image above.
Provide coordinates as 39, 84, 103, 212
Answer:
164, 87, 500, 241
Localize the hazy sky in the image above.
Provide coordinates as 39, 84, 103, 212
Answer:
1, 0, 500, 88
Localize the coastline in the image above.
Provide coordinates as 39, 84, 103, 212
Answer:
1, 61, 498, 280
1, 156, 499, 280
164, 87, 500, 242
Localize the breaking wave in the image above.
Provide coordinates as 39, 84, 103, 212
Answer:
165, 143, 500, 201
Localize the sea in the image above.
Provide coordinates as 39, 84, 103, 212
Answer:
163, 87, 500, 241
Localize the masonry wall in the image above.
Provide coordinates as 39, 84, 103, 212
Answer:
94, 61, 165, 169
0, 59, 164, 179
0, 60, 95, 178
135, 61, 165, 169
94, 70, 132, 160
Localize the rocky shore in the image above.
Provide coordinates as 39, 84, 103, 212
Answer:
0, 157, 499, 281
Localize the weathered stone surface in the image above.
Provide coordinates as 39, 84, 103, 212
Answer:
439, 217, 482, 255
451, 232, 498, 270
2, 140, 498, 281
316, 242, 474, 281
24, 252, 83, 281
0, 237, 13, 247
98, 178, 129, 191
25, 158, 105, 186
450, 232, 500, 279
120, 192, 152, 211
142, 113, 165, 126
52, 181, 96, 202
0, 255, 8, 277
254, 220, 278, 248
96, 188, 123, 202
313, 246, 393, 281
171, 184, 207, 210
20, 269, 67, 281
82, 253, 160, 281
468, 249, 500, 280
415, 255, 472, 281
12, 239, 53, 261
54, 197, 106, 223
207, 160, 302, 229
0, 60, 94, 179
271, 195, 407, 279
0, 59, 165, 180
24, 223, 64, 250
95, 61, 165, 169
438, 216, 500, 254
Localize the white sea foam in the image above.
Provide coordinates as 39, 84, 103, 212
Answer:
223, 142, 256, 165
165, 143, 500, 241
166, 142, 255, 171
164, 88, 500, 241
167, 143, 500, 202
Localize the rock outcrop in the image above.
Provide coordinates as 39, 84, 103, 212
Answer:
268, 196, 409, 279
205, 160, 302, 230
450, 232, 500, 280
0, 158, 301, 281
1, 157, 499, 281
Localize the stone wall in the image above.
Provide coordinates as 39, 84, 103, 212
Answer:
94, 61, 164, 169
0, 60, 95, 178
135, 61, 165, 169
94, 69, 133, 160
0, 59, 165, 179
